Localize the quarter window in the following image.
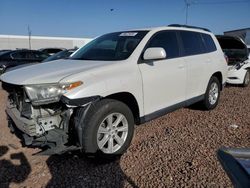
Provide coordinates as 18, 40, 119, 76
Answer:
202, 34, 217, 52
147, 31, 180, 59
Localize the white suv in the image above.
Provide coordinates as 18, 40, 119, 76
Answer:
1, 25, 227, 157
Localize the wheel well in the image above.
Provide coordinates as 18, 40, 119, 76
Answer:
105, 92, 140, 124
212, 72, 223, 90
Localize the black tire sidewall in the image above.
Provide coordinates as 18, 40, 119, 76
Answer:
204, 77, 221, 110
80, 99, 134, 156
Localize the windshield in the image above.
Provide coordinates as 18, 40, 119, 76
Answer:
70, 31, 148, 61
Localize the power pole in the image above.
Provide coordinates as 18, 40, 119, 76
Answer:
28, 25, 31, 49
185, 0, 197, 25
185, 0, 190, 25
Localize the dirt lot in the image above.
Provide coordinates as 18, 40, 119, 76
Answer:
0, 84, 249, 188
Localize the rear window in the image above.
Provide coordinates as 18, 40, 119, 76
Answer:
202, 34, 217, 52
180, 31, 206, 56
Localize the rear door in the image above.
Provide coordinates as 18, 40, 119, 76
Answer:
179, 31, 209, 100
138, 30, 187, 115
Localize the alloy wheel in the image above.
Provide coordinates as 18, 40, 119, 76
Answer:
97, 113, 128, 154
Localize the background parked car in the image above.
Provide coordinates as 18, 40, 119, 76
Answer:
216, 35, 250, 87
39, 48, 65, 56
43, 48, 78, 62
0, 49, 11, 53
0, 49, 50, 74
217, 148, 250, 187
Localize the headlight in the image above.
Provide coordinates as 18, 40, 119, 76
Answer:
0, 65, 6, 73
25, 81, 83, 105
228, 66, 235, 71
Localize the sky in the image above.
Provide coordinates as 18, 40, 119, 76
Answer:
0, 0, 249, 38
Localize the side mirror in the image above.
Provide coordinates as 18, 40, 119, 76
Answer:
143, 47, 166, 60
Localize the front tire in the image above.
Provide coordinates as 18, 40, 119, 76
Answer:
243, 70, 250, 87
75, 99, 134, 158
202, 76, 221, 110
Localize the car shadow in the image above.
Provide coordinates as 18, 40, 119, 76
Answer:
46, 151, 138, 188
186, 102, 206, 111
0, 145, 31, 188
226, 83, 244, 88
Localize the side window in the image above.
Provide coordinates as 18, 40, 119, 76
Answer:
147, 31, 180, 59
25, 52, 36, 59
11, 52, 26, 59
33, 52, 49, 59
202, 34, 217, 53
180, 31, 206, 56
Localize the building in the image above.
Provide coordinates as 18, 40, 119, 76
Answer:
224, 28, 250, 47
0, 35, 92, 50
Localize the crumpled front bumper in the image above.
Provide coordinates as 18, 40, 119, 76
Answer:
5, 95, 100, 155
6, 101, 73, 154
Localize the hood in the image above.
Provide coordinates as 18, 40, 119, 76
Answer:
216, 35, 249, 65
0, 59, 115, 85
5, 63, 38, 72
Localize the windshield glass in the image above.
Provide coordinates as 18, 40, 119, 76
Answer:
70, 31, 148, 61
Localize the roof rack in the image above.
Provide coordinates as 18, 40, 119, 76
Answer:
168, 24, 211, 32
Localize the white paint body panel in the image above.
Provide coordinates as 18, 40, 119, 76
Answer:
0, 26, 227, 118
139, 57, 186, 115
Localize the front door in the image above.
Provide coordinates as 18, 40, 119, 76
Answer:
138, 30, 187, 115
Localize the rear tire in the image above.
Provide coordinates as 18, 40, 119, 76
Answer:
243, 70, 250, 87
74, 99, 134, 159
202, 76, 221, 110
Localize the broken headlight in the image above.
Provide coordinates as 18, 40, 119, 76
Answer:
25, 81, 83, 105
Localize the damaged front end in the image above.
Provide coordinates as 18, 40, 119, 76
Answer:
2, 82, 97, 155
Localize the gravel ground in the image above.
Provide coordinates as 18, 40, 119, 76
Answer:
0, 83, 249, 188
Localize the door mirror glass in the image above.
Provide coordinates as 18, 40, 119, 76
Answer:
143, 47, 166, 60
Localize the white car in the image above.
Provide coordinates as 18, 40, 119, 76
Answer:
248, 45, 250, 59
1, 25, 227, 158
216, 35, 250, 87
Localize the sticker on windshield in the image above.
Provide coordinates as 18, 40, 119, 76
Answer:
119, 32, 138, 37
